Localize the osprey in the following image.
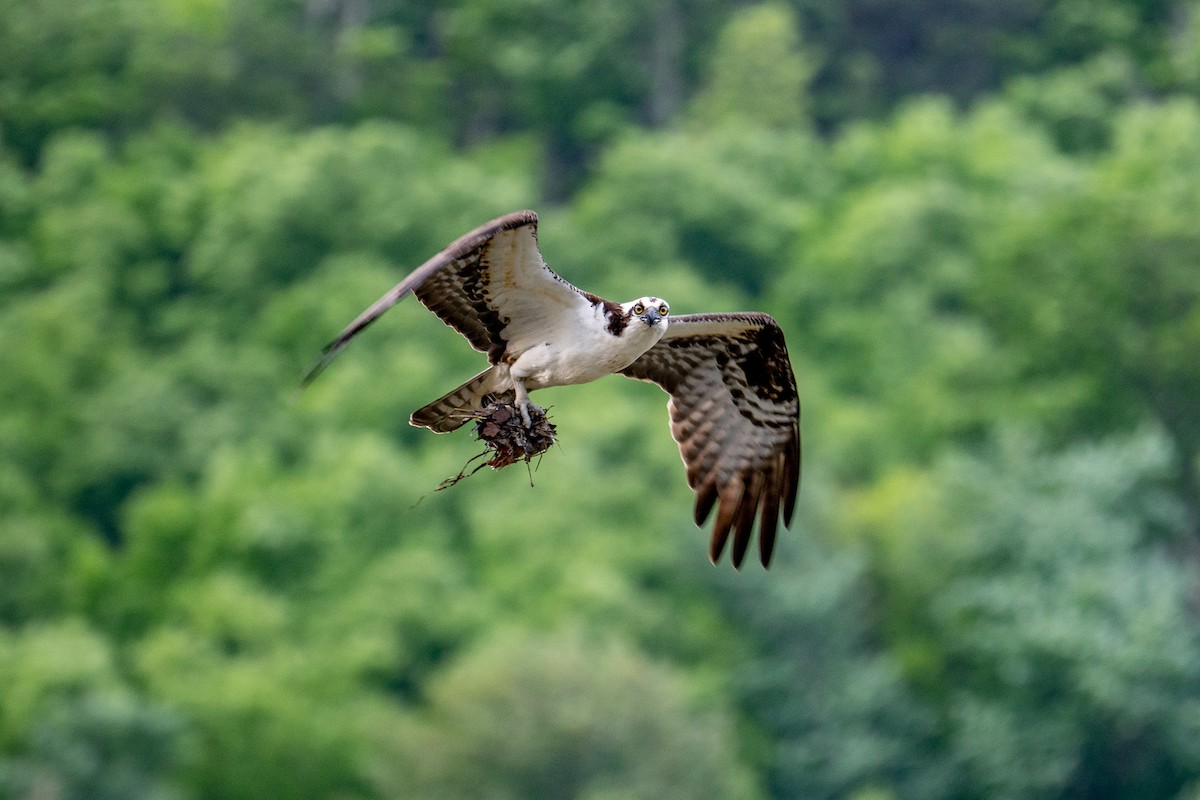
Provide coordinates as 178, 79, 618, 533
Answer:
302, 211, 801, 567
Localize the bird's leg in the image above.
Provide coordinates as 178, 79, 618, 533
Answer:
512, 379, 536, 428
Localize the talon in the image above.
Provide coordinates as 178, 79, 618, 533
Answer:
511, 379, 539, 428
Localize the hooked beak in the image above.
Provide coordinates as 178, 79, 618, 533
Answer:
639, 308, 662, 326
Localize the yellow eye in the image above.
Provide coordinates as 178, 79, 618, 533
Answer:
659, 305, 669, 316
633, 303, 644, 315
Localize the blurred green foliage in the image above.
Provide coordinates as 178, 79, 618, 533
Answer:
1, 0, 1199, 798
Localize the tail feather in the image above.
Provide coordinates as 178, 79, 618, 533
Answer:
410, 368, 509, 432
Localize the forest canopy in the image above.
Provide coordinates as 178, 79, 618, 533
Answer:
1, 1, 1199, 799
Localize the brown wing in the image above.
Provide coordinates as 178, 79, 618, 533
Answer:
621, 313, 801, 568
301, 210, 588, 386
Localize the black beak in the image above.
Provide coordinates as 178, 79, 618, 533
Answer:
640, 309, 662, 326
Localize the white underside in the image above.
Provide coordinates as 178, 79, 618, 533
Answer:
504, 308, 665, 393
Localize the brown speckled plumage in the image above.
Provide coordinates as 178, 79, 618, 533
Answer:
621, 314, 800, 567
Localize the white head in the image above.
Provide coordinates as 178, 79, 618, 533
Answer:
620, 296, 670, 332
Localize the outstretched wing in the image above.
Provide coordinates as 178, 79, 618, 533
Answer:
301, 210, 589, 385
621, 313, 801, 568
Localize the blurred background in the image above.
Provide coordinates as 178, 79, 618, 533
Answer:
2, 0, 1200, 798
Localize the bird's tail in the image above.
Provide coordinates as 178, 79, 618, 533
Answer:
410, 367, 510, 433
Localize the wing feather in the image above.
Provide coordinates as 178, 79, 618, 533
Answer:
693, 482, 719, 528
301, 210, 588, 385
758, 456, 783, 566
730, 471, 764, 567
621, 312, 801, 568
783, 431, 801, 525
709, 477, 743, 565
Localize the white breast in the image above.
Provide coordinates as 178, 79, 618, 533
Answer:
508, 303, 664, 390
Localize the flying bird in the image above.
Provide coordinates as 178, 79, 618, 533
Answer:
302, 211, 801, 567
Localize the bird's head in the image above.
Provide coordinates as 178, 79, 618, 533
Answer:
622, 296, 670, 329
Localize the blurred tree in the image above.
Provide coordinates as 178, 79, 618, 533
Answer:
186, 123, 533, 314
437, 0, 658, 197
0, 0, 137, 163
773, 100, 1067, 477
564, 123, 828, 294
843, 431, 1200, 799
0, 510, 95, 627
1174, 0, 1200, 88
0, 0, 330, 163
715, 533, 951, 800
0, 692, 188, 800
0, 622, 123, 749
378, 627, 764, 800
977, 99, 1200, 538
134, 626, 370, 800
690, 3, 815, 130
1003, 52, 1141, 152
790, 0, 1178, 127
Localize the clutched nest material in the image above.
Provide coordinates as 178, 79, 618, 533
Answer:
436, 402, 557, 490
473, 402, 557, 468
